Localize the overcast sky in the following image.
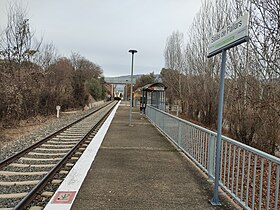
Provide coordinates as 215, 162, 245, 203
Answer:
0, 0, 202, 77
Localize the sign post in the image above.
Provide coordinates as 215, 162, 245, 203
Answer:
208, 13, 249, 205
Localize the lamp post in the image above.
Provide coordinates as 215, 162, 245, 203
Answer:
125, 79, 128, 101
128, 49, 137, 126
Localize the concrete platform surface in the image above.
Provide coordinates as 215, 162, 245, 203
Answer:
71, 104, 239, 210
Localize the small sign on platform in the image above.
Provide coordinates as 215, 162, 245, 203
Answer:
52, 191, 76, 204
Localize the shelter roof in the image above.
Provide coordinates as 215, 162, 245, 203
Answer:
142, 82, 167, 91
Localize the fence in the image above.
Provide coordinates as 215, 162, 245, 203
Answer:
146, 105, 280, 210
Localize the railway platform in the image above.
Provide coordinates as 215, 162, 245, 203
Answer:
45, 101, 240, 210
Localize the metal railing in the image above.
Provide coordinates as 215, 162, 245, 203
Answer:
146, 105, 280, 210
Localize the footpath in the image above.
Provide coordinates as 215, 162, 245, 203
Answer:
70, 103, 239, 210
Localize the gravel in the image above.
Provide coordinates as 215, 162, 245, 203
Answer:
0, 107, 100, 162
0, 197, 22, 208
1, 184, 34, 194
0, 174, 45, 182
3, 165, 54, 172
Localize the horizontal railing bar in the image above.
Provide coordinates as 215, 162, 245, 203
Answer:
147, 105, 218, 135
147, 116, 208, 173
147, 105, 280, 164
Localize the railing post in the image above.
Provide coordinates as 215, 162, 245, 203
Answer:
178, 120, 182, 147
153, 107, 156, 123
162, 113, 165, 132
146, 105, 148, 118
154, 108, 157, 124
150, 107, 153, 122
207, 134, 215, 181
159, 112, 163, 130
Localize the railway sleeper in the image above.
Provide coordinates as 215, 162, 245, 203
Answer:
41, 191, 53, 198
51, 179, 62, 185
65, 163, 74, 167
46, 140, 78, 144
0, 180, 39, 186
20, 157, 61, 161
59, 170, 69, 175
29, 206, 43, 210
34, 148, 70, 152
0, 171, 47, 176
0, 192, 28, 199
10, 163, 55, 168
40, 144, 76, 148
28, 152, 66, 156
52, 137, 78, 141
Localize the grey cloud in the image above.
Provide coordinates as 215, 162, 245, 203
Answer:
0, 0, 201, 76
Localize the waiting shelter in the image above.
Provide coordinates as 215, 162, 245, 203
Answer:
141, 82, 167, 113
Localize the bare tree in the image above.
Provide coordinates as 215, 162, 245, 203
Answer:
164, 31, 188, 111
0, 3, 107, 127
33, 42, 58, 70
162, 0, 280, 154
0, 2, 41, 76
164, 31, 185, 72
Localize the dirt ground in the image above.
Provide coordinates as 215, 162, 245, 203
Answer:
0, 111, 80, 147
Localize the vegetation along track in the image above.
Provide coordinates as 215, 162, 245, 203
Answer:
0, 101, 118, 210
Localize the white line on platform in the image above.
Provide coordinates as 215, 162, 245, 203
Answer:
44, 101, 120, 210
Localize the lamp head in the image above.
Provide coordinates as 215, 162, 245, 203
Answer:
128, 49, 138, 54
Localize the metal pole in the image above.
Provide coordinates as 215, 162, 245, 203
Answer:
129, 53, 134, 126
128, 49, 137, 126
141, 89, 145, 114
211, 49, 227, 205
125, 80, 128, 101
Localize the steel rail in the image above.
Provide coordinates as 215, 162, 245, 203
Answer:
13, 101, 117, 210
0, 101, 113, 169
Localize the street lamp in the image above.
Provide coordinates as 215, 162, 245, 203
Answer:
128, 49, 137, 126
125, 79, 128, 101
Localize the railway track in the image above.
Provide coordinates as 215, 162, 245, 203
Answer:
0, 101, 118, 210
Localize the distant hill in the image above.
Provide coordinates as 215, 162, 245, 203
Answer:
105, 74, 161, 84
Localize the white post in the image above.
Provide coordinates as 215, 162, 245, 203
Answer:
56, 105, 61, 118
